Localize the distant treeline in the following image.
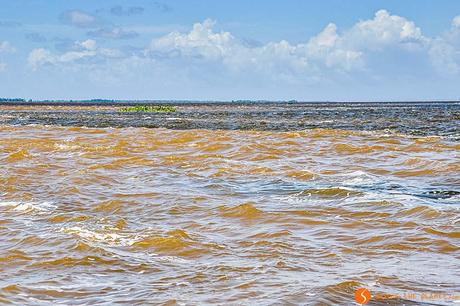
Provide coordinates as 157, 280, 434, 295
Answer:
0, 98, 119, 103
0, 98, 26, 102
39, 99, 119, 103
1, 98, 301, 103
231, 99, 298, 103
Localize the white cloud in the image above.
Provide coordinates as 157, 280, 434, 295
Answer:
429, 39, 459, 74
148, 19, 234, 60
345, 9, 426, 50
78, 39, 97, 51
60, 10, 100, 28
306, 23, 363, 70
0, 41, 15, 53
28, 48, 55, 70
28, 39, 123, 70
87, 27, 138, 39
144, 10, 429, 75
146, 19, 313, 79
303, 9, 428, 70
427, 15, 460, 75
27, 9, 460, 81
453, 15, 460, 27
0, 41, 15, 72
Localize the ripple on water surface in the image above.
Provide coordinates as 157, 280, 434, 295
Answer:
0, 125, 459, 305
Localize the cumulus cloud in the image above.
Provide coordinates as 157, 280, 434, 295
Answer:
28, 39, 123, 70
145, 19, 350, 75
344, 9, 427, 50
27, 9, 460, 81
28, 48, 54, 70
110, 6, 144, 16
60, 10, 101, 28
306, 23, 363, 70
145, 19, 310, 79
87, 27, 138, 39
304, 9, 428, 70
148, 19, 234, 60
144, 10, 430, 75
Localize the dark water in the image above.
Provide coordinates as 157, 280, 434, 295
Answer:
0, 102, 459, 305
0, 102, 459, 138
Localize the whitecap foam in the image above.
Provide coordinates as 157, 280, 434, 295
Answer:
336, 170, 380, 186
54, 143, 80, 151
60, 226, 192, 265
61, 226, 138, 246
0, 201, 56, 213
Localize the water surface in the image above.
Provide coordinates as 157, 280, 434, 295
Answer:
0, 103, 459, 305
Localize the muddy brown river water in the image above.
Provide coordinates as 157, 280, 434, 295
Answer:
0, 102, 459, 305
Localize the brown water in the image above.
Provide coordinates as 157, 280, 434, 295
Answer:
1, 124, 459, 305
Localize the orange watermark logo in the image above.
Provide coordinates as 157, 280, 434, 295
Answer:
355, 288, 371, 304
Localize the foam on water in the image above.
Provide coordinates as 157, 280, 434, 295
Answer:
60, 226, 136, 246
0, 201, 56, 213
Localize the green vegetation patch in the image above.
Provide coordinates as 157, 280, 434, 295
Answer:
119, 105, 177, 113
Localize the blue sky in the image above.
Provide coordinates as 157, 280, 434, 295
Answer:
1, 0, 460, 101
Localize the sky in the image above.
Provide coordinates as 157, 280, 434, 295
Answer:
1, 0, 460, 101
